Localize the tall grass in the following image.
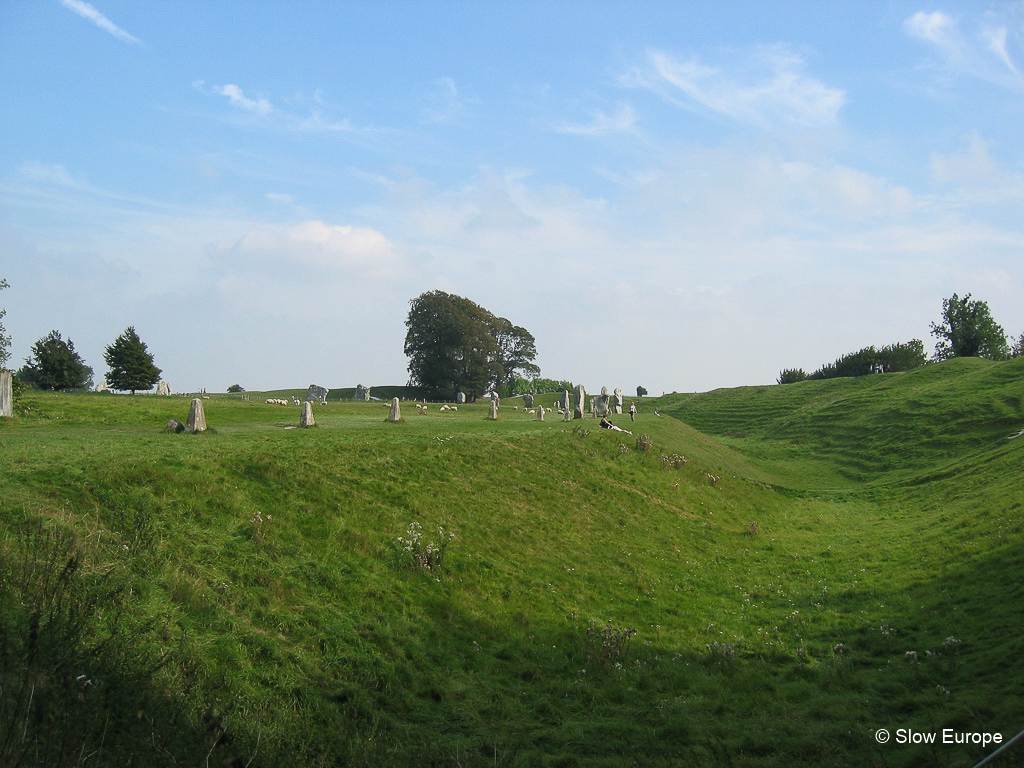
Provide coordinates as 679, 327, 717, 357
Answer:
0, 360, 1021, 766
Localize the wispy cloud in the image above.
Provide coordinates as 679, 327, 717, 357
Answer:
905, 8, 1024, 90
622, 45, 845, 130
59, 0, 143, 46
556, 104, 638, 136
215, 83, 273, 115
193, 81, 375, 133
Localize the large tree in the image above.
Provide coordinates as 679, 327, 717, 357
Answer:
19, 330, 93, 390
103, 326, 162, 394
0, 278, 10, 370
404, 291, 539, 400
930, 293, 1008, 361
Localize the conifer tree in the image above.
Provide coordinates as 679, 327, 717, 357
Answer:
20, 330, 93, 390
103, 326, 161, 394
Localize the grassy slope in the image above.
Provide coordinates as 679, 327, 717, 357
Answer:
0, 360, 1022, 767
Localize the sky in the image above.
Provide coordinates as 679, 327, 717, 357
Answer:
1, 1, 1022, 395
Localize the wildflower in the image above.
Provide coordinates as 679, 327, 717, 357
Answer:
905, 650, 919, 663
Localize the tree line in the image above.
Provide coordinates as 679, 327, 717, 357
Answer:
779, 293, 1024, 384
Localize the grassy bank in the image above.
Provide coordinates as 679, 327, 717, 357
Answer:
1, 359, 1022, 766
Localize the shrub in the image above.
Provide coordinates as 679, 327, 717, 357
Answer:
394, 522, 455, 571
584, 621, 637, 669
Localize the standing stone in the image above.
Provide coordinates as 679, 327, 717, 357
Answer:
353, 384, 371, 401
387, 397, 401, 422
155, 380, 171, 396
536, 405, 545, 421
95, 380, 108, 393
613, 388, 624, 415
456, 392, 466, 404
488, 398, 499, 420
560, 390, 571, 411
300, 401, 315, 427
0, 371, 12, 418
523, 393, 534, 408
573, 384, 587, 420
186, 398, 207, 433
306, 384, 330, 403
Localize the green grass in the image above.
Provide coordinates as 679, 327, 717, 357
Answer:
1, 360, 1022, 766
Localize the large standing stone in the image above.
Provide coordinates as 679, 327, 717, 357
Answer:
387, 397, 401, 422
536, 405, 545, 422
613, 388, 624, 415
0, 371, 12, 418
573, 384, 587, 420
560, 390, 571, 411
300, 401, 315, 427
488, 398, 499, 420
523, 393, 534, 408
186, 398, 207, 433
155, 380, 171, 396
306, 384, 330, 403
353, 384, 371, 401
456, 392, 466, 404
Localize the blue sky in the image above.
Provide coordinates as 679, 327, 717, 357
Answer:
1, 1, 1022, 394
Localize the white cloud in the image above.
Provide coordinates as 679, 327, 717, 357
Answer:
904, 10, 960, 49
905, 8, 1024, 90
233, 220, 400, 275
59, 0, 143, 46
623, 46, 846, 129
982, 25, 1021, 77
215, 84, 273, 115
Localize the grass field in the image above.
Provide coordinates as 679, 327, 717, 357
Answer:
1, 357, 1022, 767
